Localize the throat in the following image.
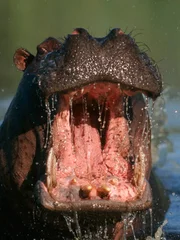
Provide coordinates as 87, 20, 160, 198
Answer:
71, 97, 110, 149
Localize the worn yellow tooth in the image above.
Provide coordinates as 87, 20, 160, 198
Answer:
97, 185, 110, 198
70, 178, 77, 185
79, 185, 93, 199
109, 178, 118, 186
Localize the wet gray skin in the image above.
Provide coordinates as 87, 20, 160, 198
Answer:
37, 28, 162, 98
0, 28, 167, 239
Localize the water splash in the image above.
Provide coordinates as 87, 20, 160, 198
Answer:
82, 95, 92, 175
130, 223, 137, 240
63, 213, 110, 240
62, 208, 168, 239
146, 219, 168, 240
44, 100, 52, 148
98, 98, 107, 139
82, 94, 89, 123
51, 93, 58, 112
124, 96, 132, 126
73, 211, 82, 239
121, 212, 137, 240
63, 215, 77, 239
70, 96, 75, 154
149, 208, 153, 237
141, 95, 151, 144
142, 211, 147, 235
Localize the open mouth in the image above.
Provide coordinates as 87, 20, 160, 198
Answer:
36, 82, 152, 212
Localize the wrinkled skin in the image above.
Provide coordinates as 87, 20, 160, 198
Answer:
0, 28, 169, 239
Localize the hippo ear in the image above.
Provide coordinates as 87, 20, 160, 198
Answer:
37, 37, 61, 55
13, 48, 34, 71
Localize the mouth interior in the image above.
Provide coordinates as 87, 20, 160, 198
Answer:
44, 83, 148, 205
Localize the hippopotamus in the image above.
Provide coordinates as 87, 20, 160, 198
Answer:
0, 28, 168, 239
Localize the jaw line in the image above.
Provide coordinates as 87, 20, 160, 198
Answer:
35, 179, 152, 212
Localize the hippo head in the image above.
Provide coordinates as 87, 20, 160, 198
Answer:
0, 28, 163, 239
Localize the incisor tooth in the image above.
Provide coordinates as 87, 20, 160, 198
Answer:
97, 185, 110, 198
69, 178, 77, 185
79, 185, 92, 199
46, 174, 51, 192
109, 178, 118, 186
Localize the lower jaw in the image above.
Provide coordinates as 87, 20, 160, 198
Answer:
35, 179, 152, 213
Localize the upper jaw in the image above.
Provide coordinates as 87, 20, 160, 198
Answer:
37, 29, 162, 99
35, 82, 152, 212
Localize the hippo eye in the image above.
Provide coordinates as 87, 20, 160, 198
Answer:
37, 47, 47, 56
36, 38, 61, 58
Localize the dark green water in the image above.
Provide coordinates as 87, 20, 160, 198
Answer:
0, 0, 180, 98
0, 1, 180, 239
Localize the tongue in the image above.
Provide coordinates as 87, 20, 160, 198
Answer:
72, 103, 105, 179
103, 97, 132, 180
73, 122, 104, 179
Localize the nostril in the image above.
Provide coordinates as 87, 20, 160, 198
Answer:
37, 37, 61, 56
118, 29, 124, 35
71, 29, 80, 35
104, 28, 124, 41
37, 46, 47, 55
71, 28, 90, 36
108, 28, 122, 37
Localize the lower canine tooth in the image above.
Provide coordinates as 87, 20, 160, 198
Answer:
79, 185, 92, 199
47, 175, 51, 192
70, 178, 77, 185
97, 185, 110, 198
46, 148, 57, 191
109, 178, 118, 186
